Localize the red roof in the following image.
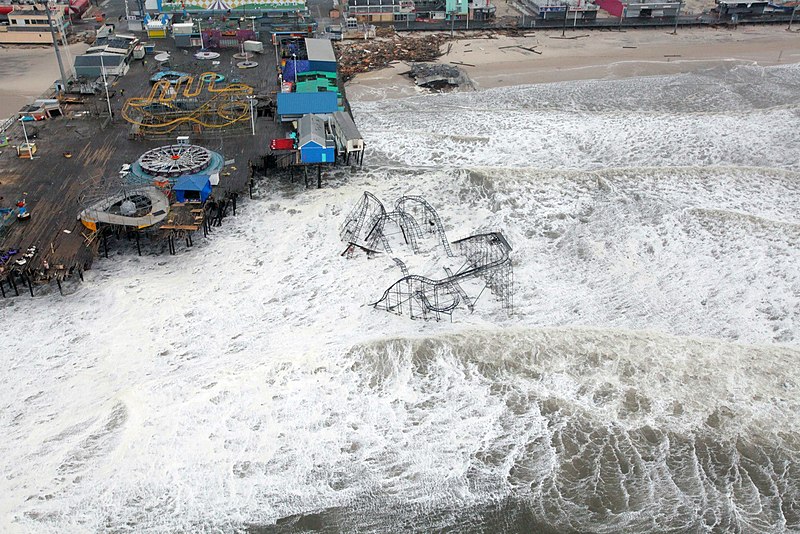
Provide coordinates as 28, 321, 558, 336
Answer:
70, 0, 90, 14
595, 0, 624, 16
270, 138, 295, 150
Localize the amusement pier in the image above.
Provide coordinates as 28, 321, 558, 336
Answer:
0, 0, 365, 297
0, 0, 795, 297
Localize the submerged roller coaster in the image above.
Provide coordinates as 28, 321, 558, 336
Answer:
340, 192, 513, 320
122, 72, 254, 138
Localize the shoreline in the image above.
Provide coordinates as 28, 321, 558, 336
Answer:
345, 26, 800, 102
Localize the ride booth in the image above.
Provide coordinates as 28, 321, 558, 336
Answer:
173, 175, 212, 203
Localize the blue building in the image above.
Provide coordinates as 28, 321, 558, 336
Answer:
277, 92, 339, 122
304, 38, 337, 73
281, 59, 311, 83
298, 114, 336, 164
174, 174, 212, 203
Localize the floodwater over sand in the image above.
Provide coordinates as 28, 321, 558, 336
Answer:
0, 56, 798, 531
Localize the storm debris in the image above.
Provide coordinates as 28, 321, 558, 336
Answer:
337, 34, 448, 81
408, 63, 472, 90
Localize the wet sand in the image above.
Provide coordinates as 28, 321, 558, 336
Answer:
346, 26, 800, 101
0, 43, 89, 120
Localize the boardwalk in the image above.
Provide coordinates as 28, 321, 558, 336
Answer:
0, 38, 288, 290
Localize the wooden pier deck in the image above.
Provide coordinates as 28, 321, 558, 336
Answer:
0, 38, 288, 291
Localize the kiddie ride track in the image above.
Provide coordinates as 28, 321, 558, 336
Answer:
340, 192, 514, 320
122, 72, 254, 136
77, 185, 170, 231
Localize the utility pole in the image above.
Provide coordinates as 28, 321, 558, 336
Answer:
45, 2, 68, 93
20, 114, 34, 160
562, 2, 568, 36
100, 53, 113, 119
789, 4, 798, 31
672, 1, 682, 34
248, 96, 256, 135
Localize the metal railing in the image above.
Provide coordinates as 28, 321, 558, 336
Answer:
374, 9, 799, 31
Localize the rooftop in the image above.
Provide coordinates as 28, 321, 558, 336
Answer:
305, 38, 337, 63
277, 91, 339, 118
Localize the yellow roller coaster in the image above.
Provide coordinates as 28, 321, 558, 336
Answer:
122, 72, 255, 135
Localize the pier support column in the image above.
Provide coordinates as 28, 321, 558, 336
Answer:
0, 278, 5, 298
136, 231, 141, 256
9, 274, 19, 296
57, 278, 63, 296
317, 165, 322, 189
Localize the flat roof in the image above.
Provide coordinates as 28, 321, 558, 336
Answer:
277, 92, 339, 117
74, 54, 126, 66
332, 111, 362, 142
305, 38, 336, 63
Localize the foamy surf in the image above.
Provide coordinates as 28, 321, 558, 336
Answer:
1, 61, 798, 532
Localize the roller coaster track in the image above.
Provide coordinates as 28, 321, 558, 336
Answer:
380, 210, 423, 254
122, 72, 254, 133
372, 232, 512, 319
392, 257, 409, 277
374, 274, 460, 317
394, 196, 454, 257
341, 192, 514, 319
443, 266, 473, 312
339, 191, 386, 250
340, 193, 445, 255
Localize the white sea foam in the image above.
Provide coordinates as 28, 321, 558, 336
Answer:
355, 64, 800, 170
0, 62, 798, 532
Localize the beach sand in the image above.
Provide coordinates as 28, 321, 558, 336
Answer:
345, 26, 800, 101
0, 43, 89, 121
0, 28, 796, 114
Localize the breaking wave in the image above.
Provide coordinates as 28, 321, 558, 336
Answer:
1, 61, 799, 532
355, 64, 800, 171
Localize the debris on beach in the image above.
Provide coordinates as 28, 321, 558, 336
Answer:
336, 34, 448, 81
408, 63, 472, 90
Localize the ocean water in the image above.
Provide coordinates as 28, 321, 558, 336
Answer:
1, 63, 799, 533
